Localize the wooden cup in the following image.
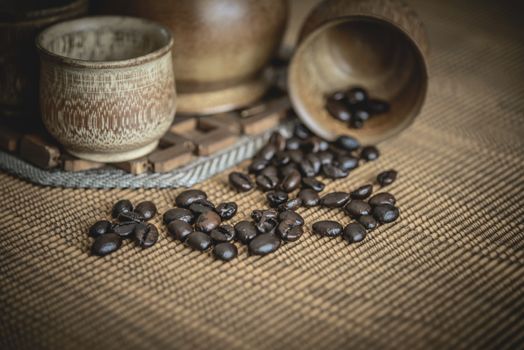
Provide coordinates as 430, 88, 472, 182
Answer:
288, 0, 429, 143
37, 16, 177, 162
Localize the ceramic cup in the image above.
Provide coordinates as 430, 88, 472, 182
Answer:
0, 0, 88, 123
288, 0, 429, 144
97, 0, 288, 115
37, 16, 176, 162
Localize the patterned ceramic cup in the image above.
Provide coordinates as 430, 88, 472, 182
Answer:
37, 16, 176, 162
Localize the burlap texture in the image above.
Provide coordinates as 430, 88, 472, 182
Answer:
1, 1, 523, 349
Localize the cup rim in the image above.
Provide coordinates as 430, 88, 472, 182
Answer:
36, 15, 174, 68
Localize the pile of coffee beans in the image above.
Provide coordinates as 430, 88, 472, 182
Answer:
325, 86, 390, 129
89, 199, 159, 256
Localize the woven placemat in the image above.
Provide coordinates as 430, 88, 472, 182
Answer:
1, 1, 523, 349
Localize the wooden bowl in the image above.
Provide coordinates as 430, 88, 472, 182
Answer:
288, 0, 429, 143
37, 16, 176, 162
97, 0, 289, 115
0, 0, 88, 123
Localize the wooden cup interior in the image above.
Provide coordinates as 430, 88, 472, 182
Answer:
289, 17, 427, 143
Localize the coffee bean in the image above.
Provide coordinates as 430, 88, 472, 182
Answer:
249, 234, 281, 256
257, 144, 277, 161
118, 211, 145, 223
261, 165, 279, 178
360, 146, 379, 161
278, 210, 304, 226
346, 87, 368, 105
312, 221, 343, 237
350, 184, 373, 200
326, 98, 352, 122
317, 151, 334, 165
377, 170, 397, 187
367, 99, 390, 114
305, 154, 322, 175
195, 210, 221, 233
167, 220, 193, 241
189, 202, 215, 216
111, 199, 133, 218
210, 224, 236, 243
278, 197, 302, 212
294, 124, 312, 140
299, 159, 317, 178
350, 117, 364, 129
280, 163, 299, 179
274, 151, 291, 166
175, 189, 207, 208
234, 221, 258, 244
256, 174, 279, 191
252, 210, 279, 234
334, 135, 360, 151
322, 164, 349, 179
251, 209, 264, 222
215, 202, 237, 220
185, 231, 212, 251
345, 200, 372, 218
229, 172, 254, 192
333, 155, 359, 171
288, 149, 303, 164
163, 208, 194, 225
277, 221, 304, 242
134, 201, 157, 221
302, 137, 329, 153
89, 220, 112, 237
213, 242, 238, 262
353, 109, 370, 122
286, 137, 301, 151
91, 233, 122, 256
266, 191, 289, 208
302, 177, 325, 192
280, 169, 301, 193
368, 192, 396, 207
134, 223, 159, 248
343, 223, 367, 243
357, 215, 378, 231
298, 189, 320, 207
372, 204, 399, 223
112, 222, 137, 238
248, 158, 269, 174
320, 192, 350, 208
330, 90, 346, 101
269, 131, 286, 152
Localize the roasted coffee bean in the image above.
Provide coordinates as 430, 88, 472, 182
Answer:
305, 153, 322, 174
167, 220, 193, 241
89, 220, 112, 238
298, 189, 320, 207
278, 197, 302, 212
294, 124, 312, 140
320, 192, 350, 208
175, 189, 207, 208
213, 242, 238, 262
335, 135, 360, 151
210, 224, 236, 243
302, 137, 329, 153
229, 172, 254, 192
134, 223, 159, 248
189, 202, 215, 216
350, 184, 373, 200
286, 137, 302, 151
163, 208, 194, 225
280, 169, 301, 193
134, 201, 157, 221
269, 131, 286, 151
261, 165, 279, 178
288, 149, 303, 164
326, 98, 352, 122
317, 151, 334, 165
111, 199, 133, 218
372, 204, 400, 223
330, 90, 346, 101
112, 222, 137, 238
185, 231, 212, 251
343, 223, 367, 243
302, 177, 325, 192
279, 210, 304, 226
215, 202, 237, 220
251, 209, 264, 222
367, 99, 390, 114
91, 233, 122, 256
248, 158, 269, 174
195, 210, 221, 233
358, 215, 378, 231
334, 155, 359, 171
322, 164, 349, 179
234, 221, 258, 244
368, 192, 396, 207
277, 221, 304, 242
353, 109, 370, 122
280, 163, 299, 179
350, 117, 364, 129
257, 144, 277, 161
346, 86, 368, 105
345, 200, 372, 218
299, 159, 317, 178
274, 151, 291, 166
312, 221, 343, 237
249, 234, 281, 256
253, 210, 279, 234
118, 211, 145, 223
377, 170, 397, 187
256, 174, 279, 191
360, 146, 379, 161
266, 191, 289, 208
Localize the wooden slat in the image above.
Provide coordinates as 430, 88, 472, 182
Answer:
19, 135, 60, 169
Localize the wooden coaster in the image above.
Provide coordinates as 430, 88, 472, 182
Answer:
19, 135, 60, 169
